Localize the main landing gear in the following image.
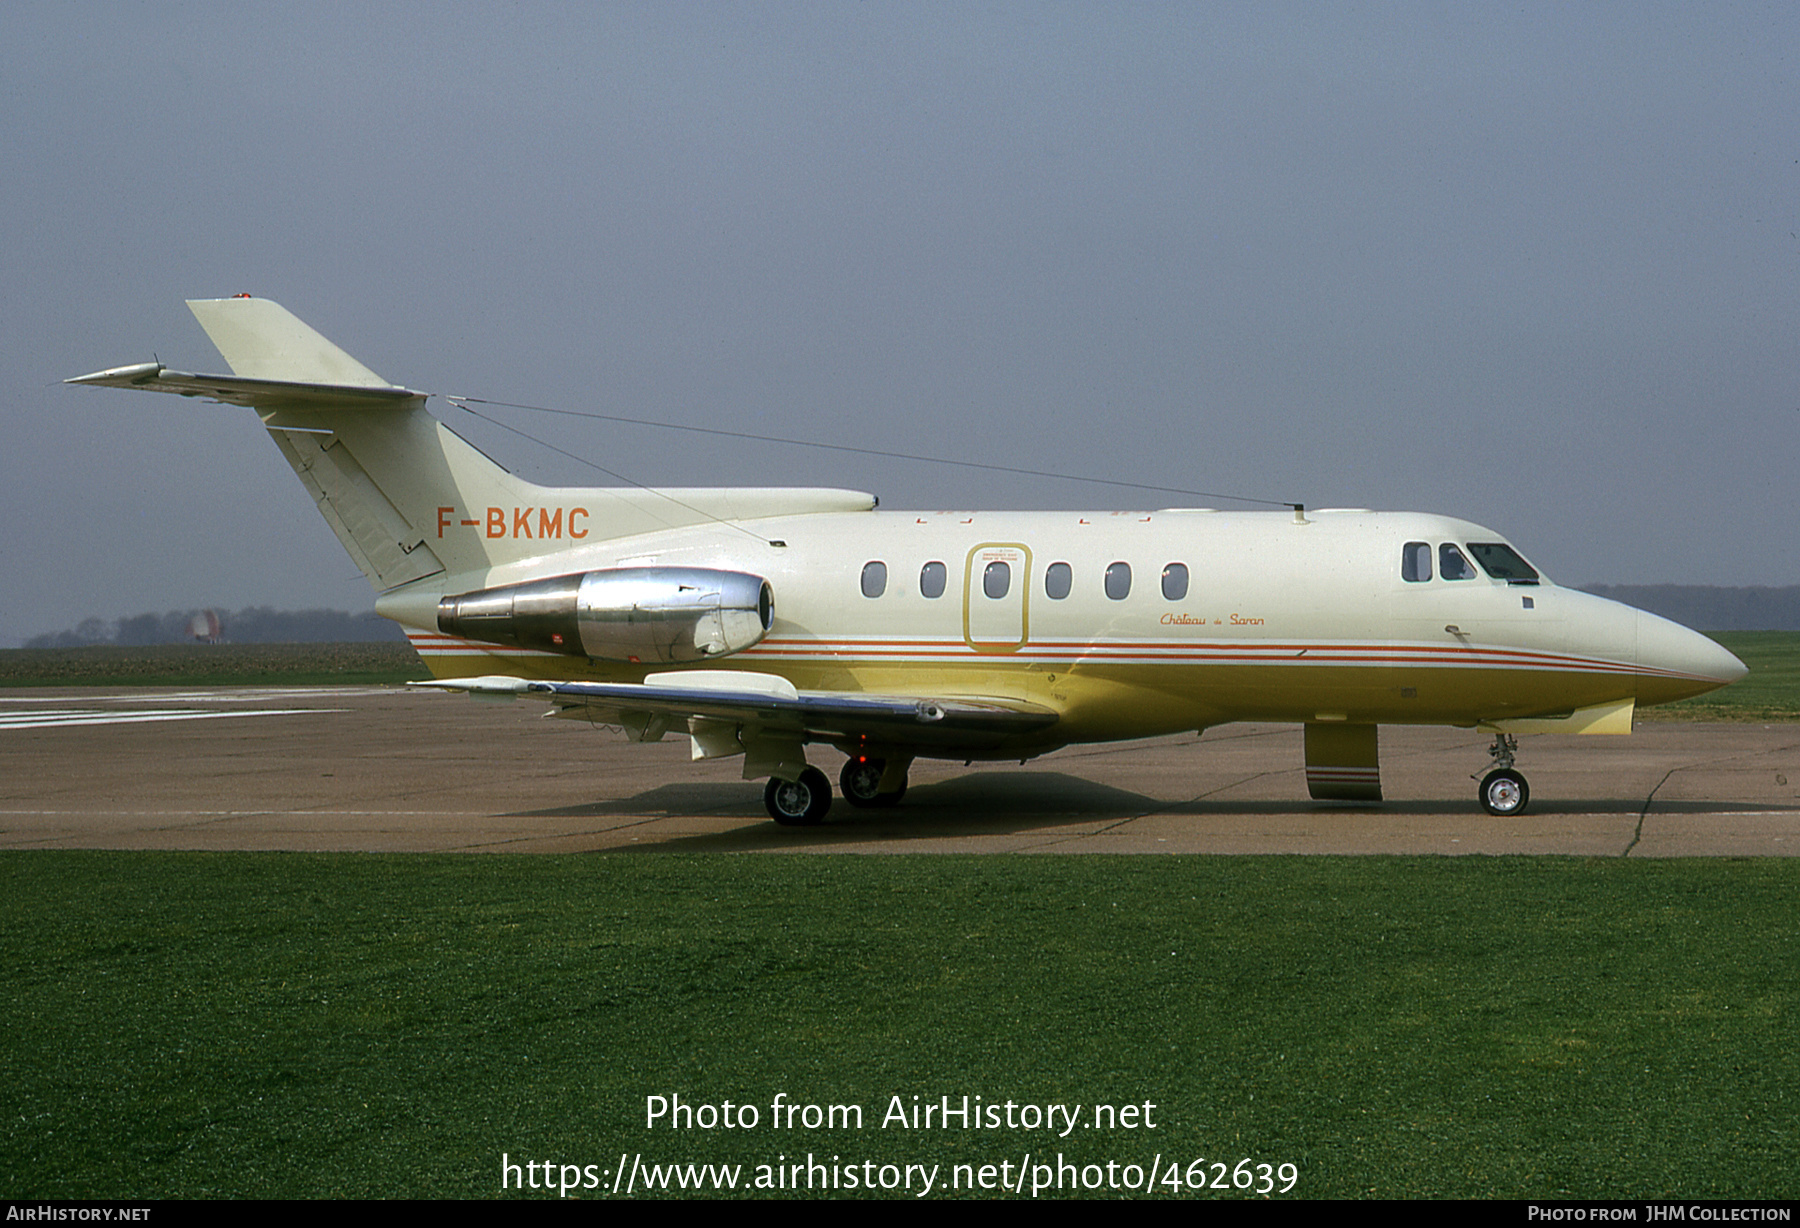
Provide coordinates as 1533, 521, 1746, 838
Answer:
762, 756, 913, 825
764, 767, 833, 826
1476, 732, 1530, 816
839, 756, 907, 808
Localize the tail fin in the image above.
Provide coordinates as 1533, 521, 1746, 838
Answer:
69, 297, 532, 591
187, 297, 392, 386
69, 298, 880, 596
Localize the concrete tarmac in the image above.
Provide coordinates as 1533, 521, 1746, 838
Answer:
3, 685, 1798, 855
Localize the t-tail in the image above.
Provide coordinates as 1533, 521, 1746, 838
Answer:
66, 297, 875, 596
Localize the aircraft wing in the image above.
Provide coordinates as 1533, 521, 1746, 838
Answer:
417, 671, 1059, 751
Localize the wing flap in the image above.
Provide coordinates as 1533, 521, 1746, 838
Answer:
415, 673, 1060, 749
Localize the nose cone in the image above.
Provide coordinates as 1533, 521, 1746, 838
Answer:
1633, 610, 1748, 706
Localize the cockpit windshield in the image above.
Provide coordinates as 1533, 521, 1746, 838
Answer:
1467, 542, 1540, 584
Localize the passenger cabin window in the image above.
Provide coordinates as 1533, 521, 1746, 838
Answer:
860, 561, 887, 598
983, 560, 1011, 599
1162, 562, 1189, 601
1402, 542, 1432, 582
1045, 561, 1072, 600
919, 560, 947, 598
1439, 544, 1477, 581
1105, 561, 1132, 600
1468, 542, 1541, 584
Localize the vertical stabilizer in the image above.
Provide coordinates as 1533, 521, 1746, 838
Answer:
187, 298, 393, 387
70, 298, 882, 595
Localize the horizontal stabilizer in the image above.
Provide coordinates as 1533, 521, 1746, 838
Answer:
64, 364, 423, 410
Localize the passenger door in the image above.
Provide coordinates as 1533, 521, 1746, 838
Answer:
963, 543, 1031, 653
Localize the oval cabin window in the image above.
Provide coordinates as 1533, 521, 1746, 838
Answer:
860, 561, 888, 598
1105, 561, 1132, 601
1161, 562, 1189, 601
983, 560, 1011, 599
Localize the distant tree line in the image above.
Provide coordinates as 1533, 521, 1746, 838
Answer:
25, 607, 408, 648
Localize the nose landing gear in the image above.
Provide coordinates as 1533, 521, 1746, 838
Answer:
1475, 732, 1530, 816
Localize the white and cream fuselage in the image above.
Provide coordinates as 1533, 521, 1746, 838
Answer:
390, 506, 1733, 739
70, 298, 1746, 823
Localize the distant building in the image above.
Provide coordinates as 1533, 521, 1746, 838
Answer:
187, 610, 222, 643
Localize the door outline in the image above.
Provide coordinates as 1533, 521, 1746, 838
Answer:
963, 542, 1032, 653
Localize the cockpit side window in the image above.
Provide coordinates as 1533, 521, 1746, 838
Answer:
1401, 542, 1432, 582
1439, 543, 1477, 581
1467, 542, 1541, 584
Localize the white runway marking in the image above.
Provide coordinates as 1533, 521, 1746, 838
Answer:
0, 686, 388, 730
0, 687, 394, 705
0, 810, 473, 817
0, 708, 341, 730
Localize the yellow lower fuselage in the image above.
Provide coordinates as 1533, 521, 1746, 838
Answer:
388, 507, 1742, 759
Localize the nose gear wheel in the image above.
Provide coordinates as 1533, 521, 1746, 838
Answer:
1480, 768, 1529, 816
1475, 734, 1530, 816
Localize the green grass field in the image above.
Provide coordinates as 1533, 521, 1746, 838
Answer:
0, 643, 428, 688
2, 853, 1794, 1199
1641, 632, 1800, 721
3, 636, 1795, 1198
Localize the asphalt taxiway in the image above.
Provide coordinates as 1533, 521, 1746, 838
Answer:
3, 685, 1797, 855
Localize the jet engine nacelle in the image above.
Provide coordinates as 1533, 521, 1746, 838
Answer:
437, 567, 774, 663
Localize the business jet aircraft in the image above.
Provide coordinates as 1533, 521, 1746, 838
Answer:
69, 297, 1746, 824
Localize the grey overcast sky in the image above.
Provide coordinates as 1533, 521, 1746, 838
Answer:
4, 2, 1796, 645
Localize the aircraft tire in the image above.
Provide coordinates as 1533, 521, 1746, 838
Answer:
1479, 768, 1530, 817
765, 767, 833, 826
840, 757, 906, 808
